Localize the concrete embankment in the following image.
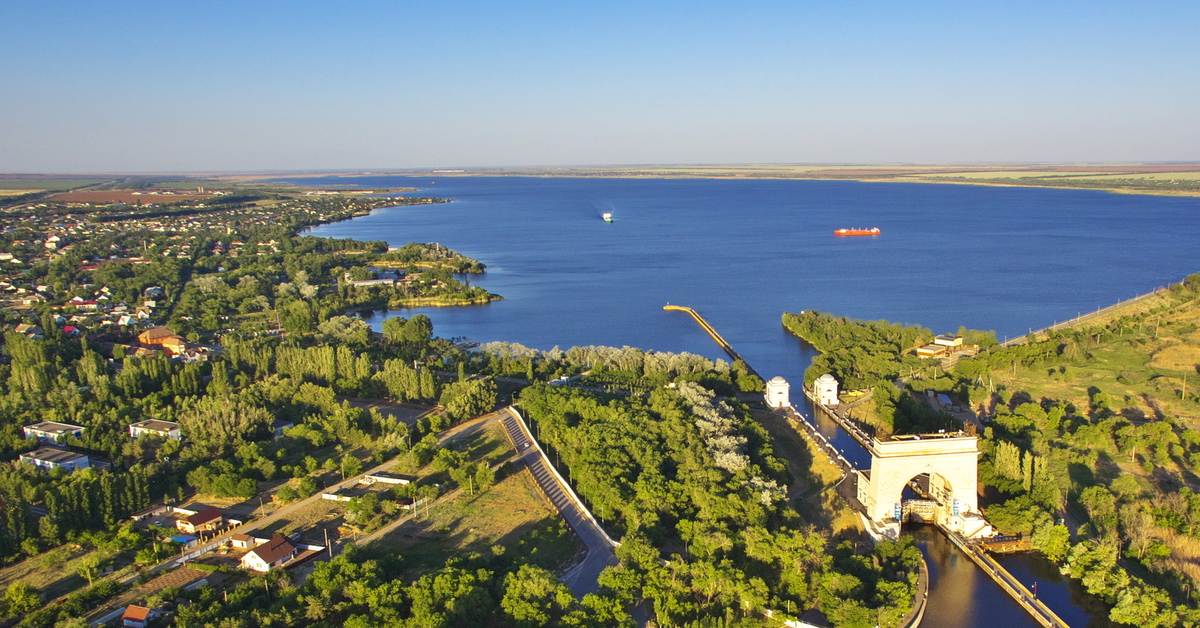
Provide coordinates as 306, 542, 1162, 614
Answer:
999, 286, 1167, 347
499, 407, 619, 597
941, 526, 1070, 628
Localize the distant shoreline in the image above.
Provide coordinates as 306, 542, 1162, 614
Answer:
243, 164, 1200, 199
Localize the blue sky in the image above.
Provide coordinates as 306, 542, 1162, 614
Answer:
2, 1, 1198, 171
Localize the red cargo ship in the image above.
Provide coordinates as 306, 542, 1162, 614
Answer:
834, 227, 881, 236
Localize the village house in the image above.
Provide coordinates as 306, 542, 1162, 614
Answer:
14, 323, 43, 338
122, 605, 163, 628
160, 336, 188, 355
240, 534, 298, 572
23, 421, 85, 443
19, 448, 91, 472
138, 327, 187, 354
128, 419, 181, 440
230, 532, 270, 549
175, 507, 223, 534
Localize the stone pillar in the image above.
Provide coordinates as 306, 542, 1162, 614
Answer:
764, 376, 790, 409
814, 373, 840, 406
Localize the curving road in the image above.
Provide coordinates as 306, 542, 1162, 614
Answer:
499, 407, 619, 597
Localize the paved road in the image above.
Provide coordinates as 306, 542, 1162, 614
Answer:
500, 408, 618, 598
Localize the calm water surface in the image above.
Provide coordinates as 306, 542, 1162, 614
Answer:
300, 176, 1197, 626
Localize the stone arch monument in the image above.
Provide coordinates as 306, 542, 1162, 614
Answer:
856, 434, 992, 538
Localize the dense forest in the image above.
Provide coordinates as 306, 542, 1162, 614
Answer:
781, 311, 974, 434
519, 383, 923, 628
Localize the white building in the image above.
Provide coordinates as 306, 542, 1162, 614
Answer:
933, 334, 964, 347
240, 535, 298, 572
764, 376, 791, 409
128, 419, 182, 440
23, 421, 85, 443
19, 448, 91, 472
813, 374, 840, 406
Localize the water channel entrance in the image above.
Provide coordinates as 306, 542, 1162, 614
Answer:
855, 433, 993, 539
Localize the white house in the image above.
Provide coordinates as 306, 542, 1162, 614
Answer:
240, 535, 298, 572
122, 605, 162, 628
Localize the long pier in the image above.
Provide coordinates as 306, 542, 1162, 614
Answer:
663, 305, 757, 375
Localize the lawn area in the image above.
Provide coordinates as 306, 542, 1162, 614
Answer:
0, 546, 108, 602
372, 466, 578, 580
259, 419, 516, 546
755, 410, 861, 537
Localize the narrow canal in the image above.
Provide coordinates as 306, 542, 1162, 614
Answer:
789, 391, 1111, 627
742, 332, 1112, 627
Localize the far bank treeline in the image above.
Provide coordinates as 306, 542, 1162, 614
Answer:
784, 275, 1200, 627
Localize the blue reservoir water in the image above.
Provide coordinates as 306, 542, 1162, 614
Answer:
297, 175, 1196, 627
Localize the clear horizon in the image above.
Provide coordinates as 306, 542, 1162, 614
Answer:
3, 1, 1198, 172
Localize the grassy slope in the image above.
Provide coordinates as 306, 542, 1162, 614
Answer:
998, 290, 1200, 428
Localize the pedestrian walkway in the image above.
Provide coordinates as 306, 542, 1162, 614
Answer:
500, 407, 618, 597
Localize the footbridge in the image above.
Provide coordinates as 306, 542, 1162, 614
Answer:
663, 305, 758, 376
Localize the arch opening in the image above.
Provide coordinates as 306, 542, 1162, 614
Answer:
898, 472, 957, 528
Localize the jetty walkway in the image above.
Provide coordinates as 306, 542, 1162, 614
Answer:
941, 525, 1069, 627
663, 305, 758, 375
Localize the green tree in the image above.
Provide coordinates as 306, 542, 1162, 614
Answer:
76, 555, 104, 587
382, 316, 407, 342
1031, 523, 1070, 562
3, 581, 40, 616
341, 455, 364, 480
439, 378, 497, 421
501, 565, 575, 627
402, 314, 433, 343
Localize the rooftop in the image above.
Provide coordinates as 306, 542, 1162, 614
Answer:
182, 507, 222, 527
24, 421, 84, 434
249, 535, 297, 564
129, 419, 180, 432
20, 447, 87, 464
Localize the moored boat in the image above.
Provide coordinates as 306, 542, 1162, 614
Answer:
834, 227, 880, 236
